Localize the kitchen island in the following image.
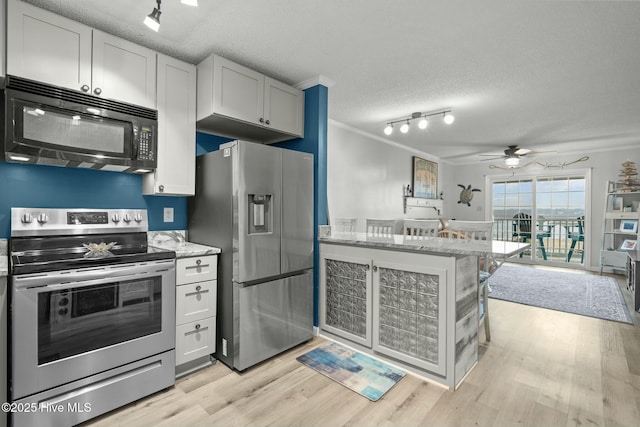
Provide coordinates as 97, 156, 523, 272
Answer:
318, 228, 528, 390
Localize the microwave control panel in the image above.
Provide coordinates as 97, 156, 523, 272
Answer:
137, 126, 155, 160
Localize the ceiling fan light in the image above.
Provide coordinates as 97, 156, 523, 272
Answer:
384, 124, 393, 135
505, 157, 520, 167
443, 112, 455, 125
181, 0, 198, 5
418, 118, 428, 129
400, 122, 410, 133
144, 7, 161, 31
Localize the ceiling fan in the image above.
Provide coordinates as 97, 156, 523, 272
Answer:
479, 145, 554, 167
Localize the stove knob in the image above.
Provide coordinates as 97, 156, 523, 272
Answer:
21, 213, 33, 224
134, 213, 143, 223
123, 214, 132, 223
111, 214, 120, 223
37, 213, 49, 224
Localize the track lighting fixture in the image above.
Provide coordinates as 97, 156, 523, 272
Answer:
383, 108, 454, 136
144, 0, 161, 32
144, 0, 198, 32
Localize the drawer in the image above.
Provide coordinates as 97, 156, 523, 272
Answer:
176, 255, 217, 285
601, 250, 628, 268
176, 316, 216, 366
176, 280, 217, 325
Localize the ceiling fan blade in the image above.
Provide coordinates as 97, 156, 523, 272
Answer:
525, 150, 557, 157
480, 156, 505, 161
514, 148, 531, 155
478, 154, 506, 157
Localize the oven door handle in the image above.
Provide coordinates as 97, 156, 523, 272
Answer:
13, 260, 175, 290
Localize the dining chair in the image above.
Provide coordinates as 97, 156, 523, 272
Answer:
447, 220, 493, 341
403, 219, 440, 238
365, 219, 396, 235
565, 216, 585, 263
333, 217, 358, 233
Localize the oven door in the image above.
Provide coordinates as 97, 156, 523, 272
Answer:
11, 260, 175, 400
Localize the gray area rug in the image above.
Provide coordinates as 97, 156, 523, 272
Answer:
488, 265, 633, 324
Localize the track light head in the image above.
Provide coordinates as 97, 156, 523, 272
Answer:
384, 124, 393, 135
400, 121, 410, 133
418, 118, 428, 129
144, 0, 161, 31
443, 112, 455, 125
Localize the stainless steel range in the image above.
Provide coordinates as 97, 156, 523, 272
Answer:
8, 208, 176, 427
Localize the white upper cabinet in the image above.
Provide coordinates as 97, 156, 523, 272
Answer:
197, 54, 304, 144
264, 77, 305, 137
143, 54, 196, 196
7, 0, 156, 109
211, 55, 264, 126
7, 0, 92, 90
91, 30, 156, 109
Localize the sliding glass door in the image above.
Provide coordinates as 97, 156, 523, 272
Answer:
490, 171, 589, 267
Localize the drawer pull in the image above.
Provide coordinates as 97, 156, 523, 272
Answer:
196, 285, 202, 291
195, 323, 201, 330
196, 259, 201, 266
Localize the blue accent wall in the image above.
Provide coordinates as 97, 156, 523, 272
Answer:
276, 85, 329, 327
0, 162, 187, 238
196, 132, 234, 156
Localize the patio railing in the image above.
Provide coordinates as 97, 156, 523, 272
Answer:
493, 217, 584, 264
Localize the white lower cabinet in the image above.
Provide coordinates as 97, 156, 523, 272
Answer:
175, 255, 217, 376
320, 244, 448, 377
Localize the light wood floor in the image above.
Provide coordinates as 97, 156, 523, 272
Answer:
87, 268, 640, 427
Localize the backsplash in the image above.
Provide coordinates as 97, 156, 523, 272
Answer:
0, 162, 187, 238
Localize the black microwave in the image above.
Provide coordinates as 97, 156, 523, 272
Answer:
2, 75, 158, 173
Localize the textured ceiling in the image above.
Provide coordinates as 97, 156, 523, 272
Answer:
23, 0, 640, 164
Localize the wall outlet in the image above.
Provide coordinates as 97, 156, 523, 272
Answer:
222, 338, 227, 357
163, 207, 174, 222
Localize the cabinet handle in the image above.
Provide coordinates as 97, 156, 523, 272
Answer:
196, 259, 201, 265
158, 185, 164, 192
93, 87, 102, 95
259, 118, 264, 123
195, 323, 201, 330
373, 265, 378, 272
364, 264, 370, 270
196, 285, 202, 291
265, 120, 270, 125
80, 85, 90, 92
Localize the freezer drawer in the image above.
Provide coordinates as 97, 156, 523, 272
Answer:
235, 271, 313, 371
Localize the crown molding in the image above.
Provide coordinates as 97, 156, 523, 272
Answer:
295, 75, 336, 90
328, 119, 448, 164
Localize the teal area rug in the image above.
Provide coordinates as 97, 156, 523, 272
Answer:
489, 265, 633, 324
297, 342, 406, 401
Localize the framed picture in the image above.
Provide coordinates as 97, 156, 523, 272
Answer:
620, 239, 637, 251
612, 197, 623, 212
619, 219, 638, 233
412, 157, 438, 199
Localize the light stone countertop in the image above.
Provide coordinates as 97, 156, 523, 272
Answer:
0, 239, 7, 277
148, 231, 221, 259
319, 227, 529, 258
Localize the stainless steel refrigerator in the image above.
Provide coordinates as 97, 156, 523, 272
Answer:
188, 140, 314, 371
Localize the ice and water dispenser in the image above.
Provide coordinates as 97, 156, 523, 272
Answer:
248, 194, 272, 234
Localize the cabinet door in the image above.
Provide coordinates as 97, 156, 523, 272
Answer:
91, 30, 156, 108
7, 0, 92, 91
176, 316, 216, 366
264, 77, 304, 137
320, 251, 372, 347
144, 54, 196, 196
176, 280, 217, 325
213, 55, 264, 125
372, 261, 447, 376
